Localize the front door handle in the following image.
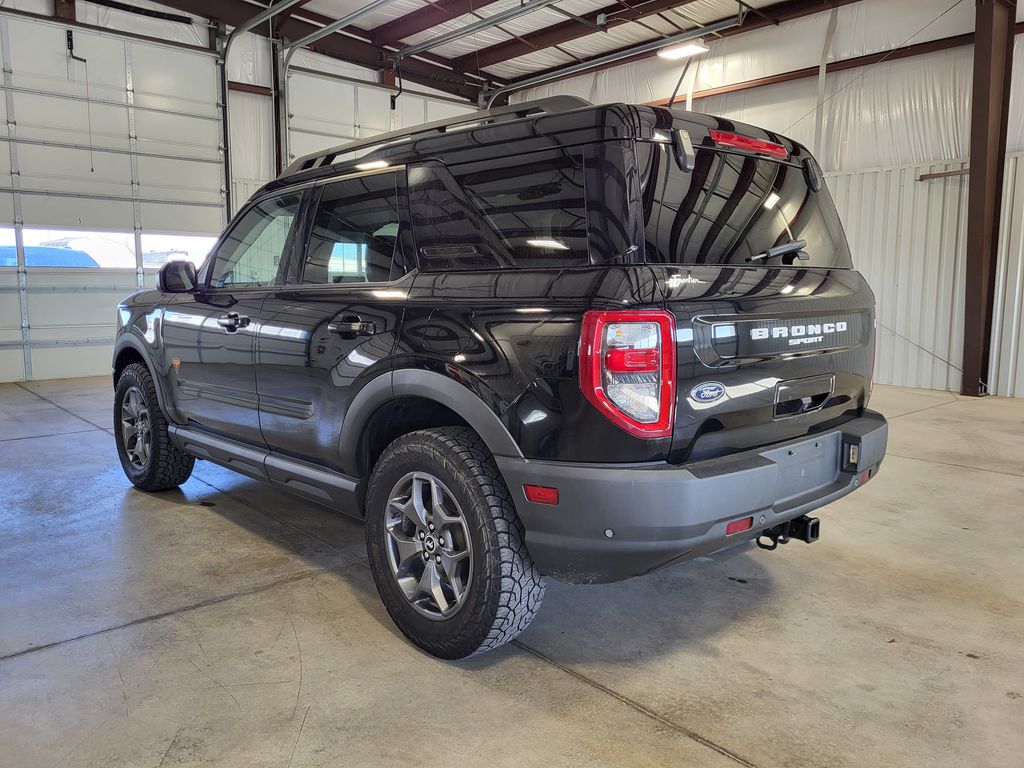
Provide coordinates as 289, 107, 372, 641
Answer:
217, 312, 250, 333
328, 316, 376, 338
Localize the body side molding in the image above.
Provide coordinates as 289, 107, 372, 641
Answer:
169, 424, 362, 516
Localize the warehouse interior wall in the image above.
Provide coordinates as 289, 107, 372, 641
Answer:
514, 0, 1024, 397
0, 4, 474, 383
0, 8, 225, 382
0, 0, 1021, 395
222, 31, 474, 213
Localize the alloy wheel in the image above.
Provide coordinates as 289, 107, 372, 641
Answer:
120, 385, 152, 470
384, 471, 473, 620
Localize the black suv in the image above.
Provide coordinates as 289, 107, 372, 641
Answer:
113, 97, 887, 659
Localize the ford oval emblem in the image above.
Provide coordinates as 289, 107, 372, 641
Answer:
691, 382, 726, 403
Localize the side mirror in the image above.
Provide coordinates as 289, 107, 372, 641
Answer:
158, 260, 197, 293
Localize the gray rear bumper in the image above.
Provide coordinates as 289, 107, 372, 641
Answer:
497, 410, 887, 584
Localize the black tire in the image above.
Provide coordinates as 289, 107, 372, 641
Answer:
365, 427, 546, 659
114, 362, 195, 491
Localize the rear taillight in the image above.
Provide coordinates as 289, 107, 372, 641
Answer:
579, 310, 676, 438
710, 130, 789, 159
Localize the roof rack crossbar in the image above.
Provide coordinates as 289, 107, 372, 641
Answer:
283, 96, 591, 177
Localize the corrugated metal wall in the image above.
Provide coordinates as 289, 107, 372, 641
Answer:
829, 153, 1024, 397
828, 160, 970, 392
991, 153, 1024, 398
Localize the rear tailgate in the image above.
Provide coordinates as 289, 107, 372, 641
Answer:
655, 264, 875, 461
637, 111, 875, 461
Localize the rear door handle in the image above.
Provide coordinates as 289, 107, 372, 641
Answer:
328, 316, 376, 338
217, 312, 249, 332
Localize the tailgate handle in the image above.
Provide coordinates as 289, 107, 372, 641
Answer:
775, 375, 834, 419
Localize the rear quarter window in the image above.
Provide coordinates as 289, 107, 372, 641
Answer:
409, 149, 588, 270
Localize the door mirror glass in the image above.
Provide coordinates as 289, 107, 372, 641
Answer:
158, 260, 197, 293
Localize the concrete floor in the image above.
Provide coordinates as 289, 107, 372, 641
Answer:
0, 379, 1022, 768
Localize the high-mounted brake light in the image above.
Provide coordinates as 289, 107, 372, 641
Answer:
579, 310, 676, 439
710, 130, 789, 159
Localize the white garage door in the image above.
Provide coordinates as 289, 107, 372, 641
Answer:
0, 12, 225, 382
287, 68, 476, 164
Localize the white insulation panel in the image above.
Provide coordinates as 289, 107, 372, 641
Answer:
828, 162, 969, 393
828, 151, 1024, 397
991, 154, 1024, 398
286, 70, 475, 165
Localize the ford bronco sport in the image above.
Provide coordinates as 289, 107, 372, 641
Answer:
113, 97, 887, 659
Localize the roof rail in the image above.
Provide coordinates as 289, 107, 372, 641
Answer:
281, 95, 592, 177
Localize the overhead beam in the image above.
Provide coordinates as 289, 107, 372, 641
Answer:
395, 0, 565, 60
159, 0, 483, 100
370, 0, 505, 47
961, 0, 1016, 396
644, 22, 1024, 105
458, 0, 862, 78
285, 0, 401, 55
54, 0, 76, 21
228, 80, 274, 96
276, 7, 493, 81
485, 15, 743, 106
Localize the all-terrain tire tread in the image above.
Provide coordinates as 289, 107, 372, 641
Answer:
366, 426, 545, 658
115, 362, 194, 491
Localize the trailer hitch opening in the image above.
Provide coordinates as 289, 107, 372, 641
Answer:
756, 515, 820, 550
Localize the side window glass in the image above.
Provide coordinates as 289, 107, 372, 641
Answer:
409, 151, 588, 271
209, 193, 301, 288
301, 172, 403, 285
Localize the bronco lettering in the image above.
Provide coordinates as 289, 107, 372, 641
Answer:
751, 320, 847, 341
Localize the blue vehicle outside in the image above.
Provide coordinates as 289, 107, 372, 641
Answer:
0, 245, 99, 268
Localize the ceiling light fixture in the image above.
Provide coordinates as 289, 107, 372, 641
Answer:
356, 159, 389, 170
657, 39, 709, 60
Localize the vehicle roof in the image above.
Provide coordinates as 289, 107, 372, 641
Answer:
259, 96, 807, 199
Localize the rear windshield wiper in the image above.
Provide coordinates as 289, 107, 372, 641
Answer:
747, 239, 809, 264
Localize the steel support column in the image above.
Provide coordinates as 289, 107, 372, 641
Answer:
961, 0, 1016, 396
273, 39, 288, 175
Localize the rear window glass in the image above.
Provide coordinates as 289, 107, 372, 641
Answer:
409, 150, 588, 270
638, 141, 852, 268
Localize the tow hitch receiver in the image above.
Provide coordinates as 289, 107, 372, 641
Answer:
756, 515, 820, 551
